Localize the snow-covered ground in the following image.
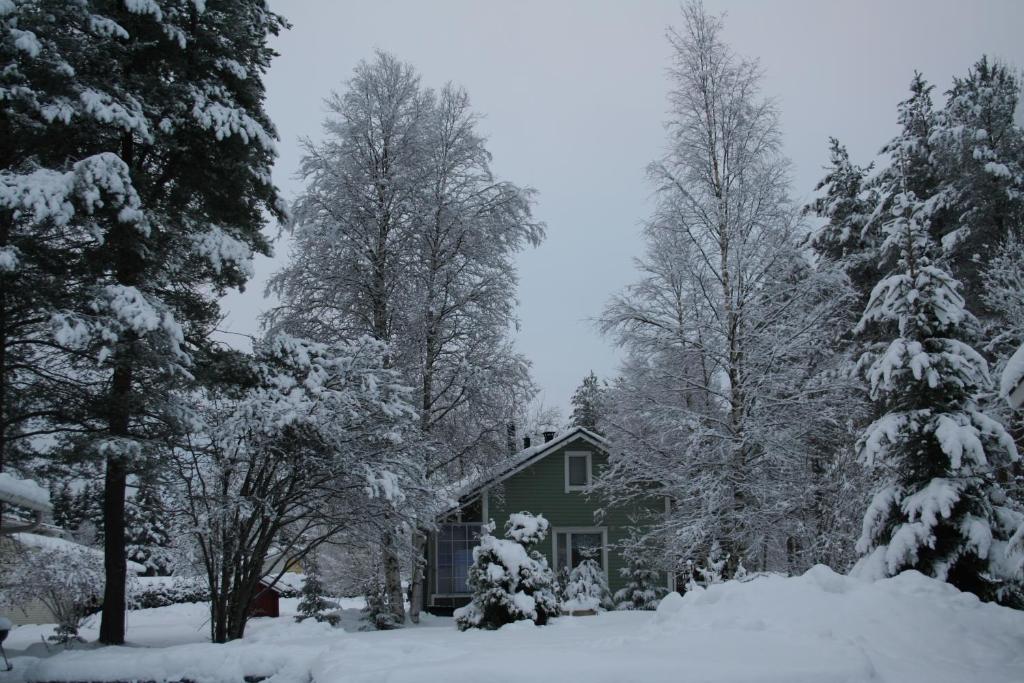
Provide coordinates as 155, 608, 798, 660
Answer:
3, 567, 1023, 683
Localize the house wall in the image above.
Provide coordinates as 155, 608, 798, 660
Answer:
425, 435, 665, 612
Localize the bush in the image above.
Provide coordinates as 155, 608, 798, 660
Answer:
564, 558, 611, 612
130, 576, 209, 609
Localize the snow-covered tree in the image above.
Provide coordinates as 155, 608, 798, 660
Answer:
852, 188, 1024, 607
598, 2, 857, 576
0, 539, 104, 643
172, 335, 422, 642
564, 559, 611, 612
2, 0, 287, 644
266, 51, 543, 624
455, 513, 559, 630
613, 549, 666, 610
569, 371, 604, 434
296, 557, 336, 625
126, 477, 174, 576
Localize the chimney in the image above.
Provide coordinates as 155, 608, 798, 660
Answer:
506, 423, 517, 455
523, 436, 531, 449
543, 430, 555, 443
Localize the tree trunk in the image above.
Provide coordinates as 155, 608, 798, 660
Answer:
381, 529, 405, 624
408, 529, 427, 623
99, 433, 128, 644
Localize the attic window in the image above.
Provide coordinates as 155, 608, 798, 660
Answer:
565, 451, 591, 492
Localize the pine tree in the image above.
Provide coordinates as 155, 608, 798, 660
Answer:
455, 513, 559, 630
73, 480, 105, 545
126, 477, 173, 576
569, 371, 604, 434
853, 189, 1024, 606
613, 551, 666, 610
564, 558, 611, 612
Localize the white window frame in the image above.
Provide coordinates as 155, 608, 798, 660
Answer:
552, 526, 608, 578
564, 450, 592, 493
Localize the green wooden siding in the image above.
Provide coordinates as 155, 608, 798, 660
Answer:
426, 433, 665, 608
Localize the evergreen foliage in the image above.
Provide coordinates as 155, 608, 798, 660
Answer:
852, 187, 1024, 606
564, 558, 611, 612
126, 477, 173, 576
569, 371, 604, 434
455, 513, 559, 630
613, 551, 666, 610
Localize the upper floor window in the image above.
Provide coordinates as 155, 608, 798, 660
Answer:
565, 451, 592, 492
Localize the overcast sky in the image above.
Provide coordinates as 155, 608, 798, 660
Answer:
219, 0, 1024, 418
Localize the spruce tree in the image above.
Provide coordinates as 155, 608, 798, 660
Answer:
455, 513, 559, 630
50, 481, 75, 531
125, 477, 173, 576
296, 557, 335, 625
564, 558, 611, 612
569, 371, 604, 434
613, 551, 666, 610
853, 189, 1024, 606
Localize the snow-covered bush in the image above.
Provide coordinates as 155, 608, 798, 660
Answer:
0, 539, 103, 643
455, 513, 559, 630
614, 552, 666, 610
693, 541, 729, 587
130, 576, 209, 609
564, 559, 611, 612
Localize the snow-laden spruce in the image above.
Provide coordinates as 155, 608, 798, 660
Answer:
852, 188, 1024, 606
563, 558, 612, 612
613, 549, 667, 610
455, 512, 559, 630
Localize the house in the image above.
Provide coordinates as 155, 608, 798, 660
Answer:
250, 579, 281, 619
423, 426, 670, 615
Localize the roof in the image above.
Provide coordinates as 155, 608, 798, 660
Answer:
0, 472, 52, 513
451, 426, 607, 505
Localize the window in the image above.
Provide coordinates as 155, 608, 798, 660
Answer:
435, 523, 481, 594
564, 451, 592, 492
553, 528, 607, 573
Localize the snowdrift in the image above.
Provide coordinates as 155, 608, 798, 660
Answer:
14, 566, 1024, 683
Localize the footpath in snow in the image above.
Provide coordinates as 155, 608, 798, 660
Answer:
3, 566, 1024, 683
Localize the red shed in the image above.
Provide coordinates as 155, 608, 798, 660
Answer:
249, 580, 281, 619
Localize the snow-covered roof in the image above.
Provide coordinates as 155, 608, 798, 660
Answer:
1000, 343, 1024, 410
0, 472, 52, 512
450, 426, 607, 505
12, 532, 147, 575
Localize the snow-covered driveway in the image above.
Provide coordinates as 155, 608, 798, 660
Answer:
5, 567, 1024, 683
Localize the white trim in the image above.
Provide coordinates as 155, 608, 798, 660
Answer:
482, 487, 490, 523
564, 451, 593, 493
552, 526, 609, 578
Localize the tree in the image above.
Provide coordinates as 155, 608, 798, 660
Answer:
613, 548, 667, 610
0, 539, 104, 644
125, 476, 173, 576
455, 512, 559, 630
569, 371, 604, 433
564, 559, 611, 612
295, 556, 336, 625
852, 189, 1024, 607
1, 0, 287, 644
172, 335, 422, 642
266, 51, 543, 624
598, 1, 855, 575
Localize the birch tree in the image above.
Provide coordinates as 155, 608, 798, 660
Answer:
598, 2, 857, 573
267, 51, 542, 624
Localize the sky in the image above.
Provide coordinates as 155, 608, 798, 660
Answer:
219, 0, 1024, 417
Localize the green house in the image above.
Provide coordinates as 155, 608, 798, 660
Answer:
423, 426, 670, 615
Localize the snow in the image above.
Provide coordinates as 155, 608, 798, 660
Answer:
11, 533, 147, 575
0, 473, 51, 512
4, 567, 1024, 683
1000, 343, 1024, 409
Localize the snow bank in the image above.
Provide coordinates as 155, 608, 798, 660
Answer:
14, 566, 1024, 683
0, 472, 51, 511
